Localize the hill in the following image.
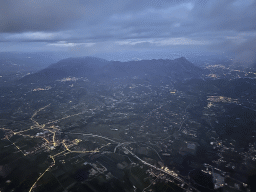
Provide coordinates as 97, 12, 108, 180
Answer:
19, 56, 204, 84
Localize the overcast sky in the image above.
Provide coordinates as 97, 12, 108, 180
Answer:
0, 0, 255, 62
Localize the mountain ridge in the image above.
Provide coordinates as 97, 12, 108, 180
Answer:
19, 56, 205, 84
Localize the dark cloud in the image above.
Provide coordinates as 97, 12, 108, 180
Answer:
0, 0, 255, 63
191, 0, 256, 32
232, 36, 256, 65
0, 0, 82, 32
0, 0, 189, 33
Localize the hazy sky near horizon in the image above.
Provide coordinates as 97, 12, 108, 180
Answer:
0, 0, 255, 62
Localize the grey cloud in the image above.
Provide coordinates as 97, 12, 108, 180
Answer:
232, 36, 256, 65
72, 2, 195, 41
0, 0, 255, 64
191, 0, 256, 32
0, 0, 83, 33
0, 0, 192, 32
1, 0, 255, 35
78, 0, 256, 42
0, 0, 188, 34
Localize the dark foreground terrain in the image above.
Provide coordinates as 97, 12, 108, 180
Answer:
0, 57, 256, 192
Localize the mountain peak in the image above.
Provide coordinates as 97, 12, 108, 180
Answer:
55, 56, 108, 63
20, 56, 203, 84
175, 57, 189, 62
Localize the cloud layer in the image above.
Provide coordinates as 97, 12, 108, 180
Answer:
0, 0, 255, 62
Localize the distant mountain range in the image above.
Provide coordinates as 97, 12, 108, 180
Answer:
0, 52, 69, 85
0, 52, 66, 74
20, 56, 205, 84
